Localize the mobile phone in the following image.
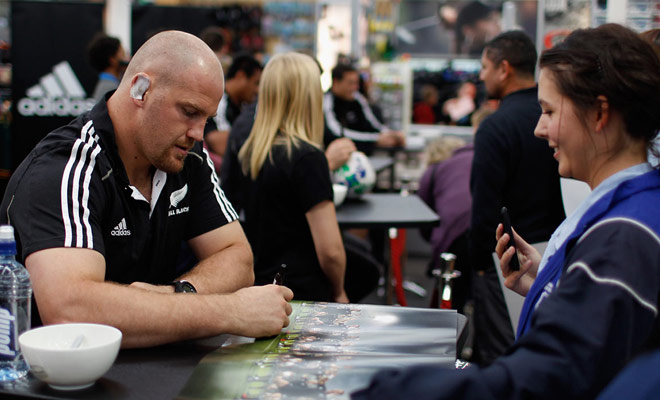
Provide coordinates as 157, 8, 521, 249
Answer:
500, 207, 520, 271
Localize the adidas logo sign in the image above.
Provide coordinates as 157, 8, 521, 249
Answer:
111, 218, 131, 237
17, 61, 95, 117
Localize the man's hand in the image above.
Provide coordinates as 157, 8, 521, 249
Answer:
225, 285, 294, 338
325, 138, 357, 170
377, 131, 405, 148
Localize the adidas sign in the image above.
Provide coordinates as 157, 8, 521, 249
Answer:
111, 218, 131, 237
17, 61, 95, 117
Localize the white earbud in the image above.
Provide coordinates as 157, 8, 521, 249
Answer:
130, 75, 150, 100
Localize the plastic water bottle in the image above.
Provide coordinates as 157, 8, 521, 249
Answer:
0, 225, 31, 381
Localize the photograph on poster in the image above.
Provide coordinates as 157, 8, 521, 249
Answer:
396, 0, 538, 57
399, 1, 538, 127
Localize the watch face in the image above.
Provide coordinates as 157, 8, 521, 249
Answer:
175, 281, 197, 293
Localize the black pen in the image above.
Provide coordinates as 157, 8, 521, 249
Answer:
273, 263, 286, 285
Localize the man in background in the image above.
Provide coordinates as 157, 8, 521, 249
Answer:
87, 33, 129, 101
324, 64, 404, 156
469, 30, 565, 364
204, 54, 262, 163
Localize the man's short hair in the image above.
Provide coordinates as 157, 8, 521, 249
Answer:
226, 54, 262, 80
199, 26, 225, 52
484, 30, 537, 77
87, 33, 121, 72
331, 64, 357, 82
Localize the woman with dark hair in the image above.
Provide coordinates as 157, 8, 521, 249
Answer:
353, 23, 660, 400
640, 28, 660, 167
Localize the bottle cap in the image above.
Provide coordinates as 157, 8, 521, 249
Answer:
0, 225, 17, 255
0, 225, 15, 241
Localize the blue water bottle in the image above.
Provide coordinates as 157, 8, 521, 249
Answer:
0, 225, 31, 381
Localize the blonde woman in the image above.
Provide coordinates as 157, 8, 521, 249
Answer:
238, 53, 348, 303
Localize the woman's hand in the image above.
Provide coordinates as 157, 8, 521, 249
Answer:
495, 224, 541, 297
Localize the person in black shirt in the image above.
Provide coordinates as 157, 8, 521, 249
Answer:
221, 103, 356, 211
238, 52, 349, 303
324, 64, 404, 155
0, 31, 293, 348
468, 31, 565, 364
204, 54, 262, 163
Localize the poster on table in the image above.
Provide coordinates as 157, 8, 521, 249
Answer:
10, 1, 103, 171
179, 302, 459, 400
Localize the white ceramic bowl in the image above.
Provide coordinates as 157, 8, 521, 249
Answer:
333, 184, 348, 206
19, 323, 122, 390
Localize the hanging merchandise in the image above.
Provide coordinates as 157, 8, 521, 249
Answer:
369, 62, 411, 133
262, 1, 316, 55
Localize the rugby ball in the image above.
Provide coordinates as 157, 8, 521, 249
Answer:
333, 151, 376, 198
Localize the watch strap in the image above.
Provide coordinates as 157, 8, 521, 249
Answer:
167, 280, 197, 293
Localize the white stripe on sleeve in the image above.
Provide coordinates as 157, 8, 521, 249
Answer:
578, 217, 660, 247
354, 91, 386, 131
323, 92, 383, 142
61, 120, 93, 246
202, 147, 238, 221
71, 130, 96, 247
80, 136, 102, 249
567, 261, 658, 315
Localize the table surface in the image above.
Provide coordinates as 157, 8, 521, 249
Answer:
336, 193, 439, 229
0, 336, 226, 400
0, 304, 464, 400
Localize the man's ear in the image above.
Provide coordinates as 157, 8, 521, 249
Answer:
594, 95, 610, 133
499, 60, 512, 82
130, 74, 150, 102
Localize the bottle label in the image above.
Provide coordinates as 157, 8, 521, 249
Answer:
0, 307, 16, 358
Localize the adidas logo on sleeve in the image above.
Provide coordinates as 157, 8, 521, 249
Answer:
110, 218, 131, 237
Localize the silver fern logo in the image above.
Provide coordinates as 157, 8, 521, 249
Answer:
170, 184, 188, 208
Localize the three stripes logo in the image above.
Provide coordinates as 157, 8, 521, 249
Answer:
110, 218, 131, 237
18, 61, 95, 117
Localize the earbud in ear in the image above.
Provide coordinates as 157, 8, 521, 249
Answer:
130, 75, 150, 100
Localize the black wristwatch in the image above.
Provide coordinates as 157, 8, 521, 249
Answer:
168, 280, 197, 293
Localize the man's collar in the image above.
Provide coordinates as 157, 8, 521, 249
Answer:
89, 93, 131, 184
500, 85, 537, 102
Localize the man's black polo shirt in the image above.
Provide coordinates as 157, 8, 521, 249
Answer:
1, 98, 238, 285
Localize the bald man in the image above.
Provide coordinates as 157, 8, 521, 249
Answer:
0, 31, 293, 348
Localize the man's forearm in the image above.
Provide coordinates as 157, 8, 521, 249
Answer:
181, 240, 254, 294
39, 279, 243, 348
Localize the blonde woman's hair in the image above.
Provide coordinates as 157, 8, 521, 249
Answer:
239, 52, 323, 179
425, 136, 466, 165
